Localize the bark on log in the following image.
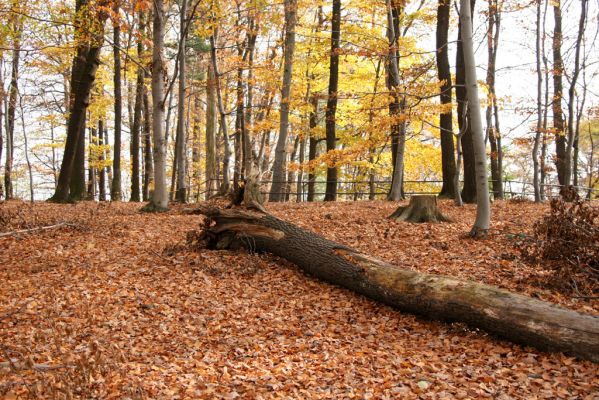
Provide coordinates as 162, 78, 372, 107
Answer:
191, 206, 599, 362
388, 195, 451, 222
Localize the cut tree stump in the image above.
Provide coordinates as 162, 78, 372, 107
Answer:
388, 195, 451, 222
188, 206, 599, 362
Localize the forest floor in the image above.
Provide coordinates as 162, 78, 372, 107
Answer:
0, 199, 597, 399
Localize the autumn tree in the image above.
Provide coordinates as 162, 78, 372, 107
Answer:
270, 0, 297, 202
49, 0, 108, 203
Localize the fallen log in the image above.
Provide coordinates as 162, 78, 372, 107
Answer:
191, 206, 599, 362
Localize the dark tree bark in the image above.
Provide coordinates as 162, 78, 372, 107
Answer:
270, 0, 298, 202
324, 0, 341, 201
98, 119, 107, 201
307, 96, 319, 202
191, 205, 599, 363
552, 0, 566, 186
174, 0, 188, 202
111, 0, 123, 201
130, 12, 144, 202
50, 0, 107, 203
455, 0, 476, 204
436, 0, 456, 199
86, 126, 97, 200
69, 106, 87, 202
485, 0, 503, 200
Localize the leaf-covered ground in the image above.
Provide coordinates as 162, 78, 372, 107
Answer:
0, 200, 597, 399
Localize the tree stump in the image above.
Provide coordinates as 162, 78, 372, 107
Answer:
388, 195, 451, 222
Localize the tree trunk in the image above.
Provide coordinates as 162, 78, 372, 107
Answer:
5, 17, 22, 200
174, 0, 188, 203
563, 0, 587, 187
0, 58, 5, 199
388, 195, 451, 223
87, 126, 97, 200
210, 27, 231, 193
307, 96, 319, 202
460, 0, 490, 236
324, 0, 341, 202
552, 1, 566, 186
455, 0, 476, 204
533, 0, 543, 203
386, 0, 406, 202
142, 82, 153, 202
130, 12, 144, 202
485, 0, 503, 200
50, 0, 106, 203
436, 0, 456, 199
69, 102, 87, 202
111, 0, 123, 201
270, 0, 298, 202
205, 63, 218, 198
98, 120, 107, 202
146, 0, 168, 211
191, 206, 599, 363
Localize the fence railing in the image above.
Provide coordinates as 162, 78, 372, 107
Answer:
196, 178, 599, 202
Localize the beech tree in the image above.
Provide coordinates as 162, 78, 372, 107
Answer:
460, 0, 490, 235
145, 0, 169, 210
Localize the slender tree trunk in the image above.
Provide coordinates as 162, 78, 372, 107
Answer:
5, 23, 22, 200
142, 84, 153, 201
455, 0, 476, 204
307, 96, 319, 202
210, 27, 230, 193
485, 0, 502, 200
50, 0, 106, 203
386, 0, 406, 202
324, 0, 341, 201
563, 0, 587, 187
552, 0, 566, 186
174, 0, 188, 202
296, 135, 305, 202
19, 94, 34, 202
98, 119, 107, 201
87, 125, 96, 199
146, 0, 169, 210
270, 0, 298, 202
205, 63, 217, 198
0, 59, 5, 199
130, 13, 144, 202
460, 0, 490, 236
436, 0, 456, 198
286, 135, 300, 201
111, 0, 123, 201
533, 0, 543, 202
540, 0, 549, 200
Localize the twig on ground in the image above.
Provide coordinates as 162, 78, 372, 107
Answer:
0, 222, 76, 238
